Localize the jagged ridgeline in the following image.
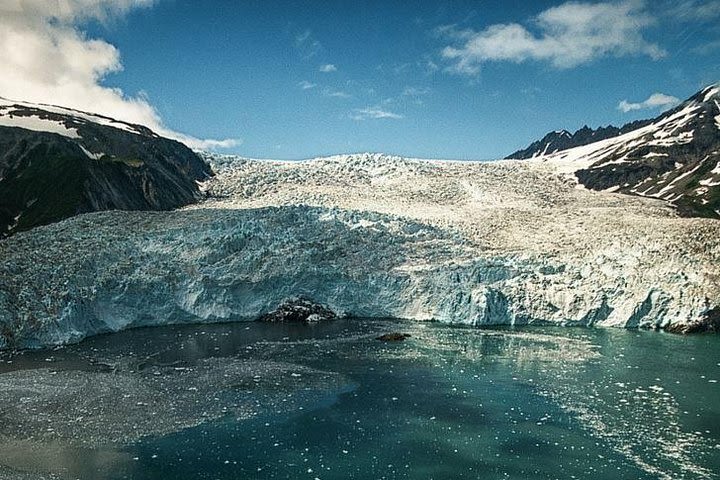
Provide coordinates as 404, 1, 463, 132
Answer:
507, 121, 653, 159
0, 98, 213, 237
508, 84, 720, 219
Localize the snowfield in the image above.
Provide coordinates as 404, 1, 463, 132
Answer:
0, 97, 152, 138
1, 153, 719, 348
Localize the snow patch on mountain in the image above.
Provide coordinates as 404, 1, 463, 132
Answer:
77, 145, 104, 160
0, 97, 150, 137
703, 85, 720, 103
0, 106, 80, 139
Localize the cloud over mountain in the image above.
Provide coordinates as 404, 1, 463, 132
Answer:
617, 92, 680, 112
0, 0, 237, 149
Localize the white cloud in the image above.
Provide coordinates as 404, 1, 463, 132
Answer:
179, 137, 239, 150
298, 80, 317, 90
402, 86, 431, 97
440, 0, 665, 74
666, 0, 720, 21
424, 59, 440, 73
693, 39, 720, 55
319, 63, 337, 73
617, 92, 680, 112
0, 0, 237, 150
0, 0, 155, 22
295, 29, 322, 59
350, 107, 403, 121
433, 24, 475, 41
322, 88, 351, 99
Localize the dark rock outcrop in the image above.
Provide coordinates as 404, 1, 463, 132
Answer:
257, 298, 338, 324
375, 332, 411, 341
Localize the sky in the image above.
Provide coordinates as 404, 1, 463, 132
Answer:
1, 0, 720, 159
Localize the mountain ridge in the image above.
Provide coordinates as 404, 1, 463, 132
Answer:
511, 83, 720, 218
0, 97, 212, 237
506, 120, 654, 160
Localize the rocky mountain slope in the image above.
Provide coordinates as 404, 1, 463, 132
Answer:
1, 152, 718, 348
0, 98, 212, 237
507, 121, 652, 160
509, 84, 720, 218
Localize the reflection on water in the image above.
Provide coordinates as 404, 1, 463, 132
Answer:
0, 320, 718, 480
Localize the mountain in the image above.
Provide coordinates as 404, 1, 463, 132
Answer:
507, 121, 652, 159
0, 98, 212, 237
509, 83, 720, 219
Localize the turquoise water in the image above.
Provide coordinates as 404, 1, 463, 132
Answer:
0, 320, 718, 479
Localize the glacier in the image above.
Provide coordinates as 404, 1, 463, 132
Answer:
1, 153, 719, 349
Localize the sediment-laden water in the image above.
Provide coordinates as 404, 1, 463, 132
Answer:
0, 320, 717, 479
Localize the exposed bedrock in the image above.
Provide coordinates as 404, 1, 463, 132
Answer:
0, 205, 716, 349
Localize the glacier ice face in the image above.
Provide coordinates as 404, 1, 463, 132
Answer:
0, 207, 475, 348
0, 153, 719, 348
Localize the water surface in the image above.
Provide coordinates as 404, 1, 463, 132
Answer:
0, 320, 718, 479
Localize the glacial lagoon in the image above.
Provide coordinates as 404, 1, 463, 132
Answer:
0, 320, 718, 480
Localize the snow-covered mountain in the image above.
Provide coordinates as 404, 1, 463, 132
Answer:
1, 152, 718, 349
507, 121, 652, 160
0, 97, 212, 237
510, 83, 720, 218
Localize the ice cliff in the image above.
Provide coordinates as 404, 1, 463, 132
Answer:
1, 153, 718, 348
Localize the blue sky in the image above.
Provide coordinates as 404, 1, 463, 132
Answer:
5, 0, 720, 159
